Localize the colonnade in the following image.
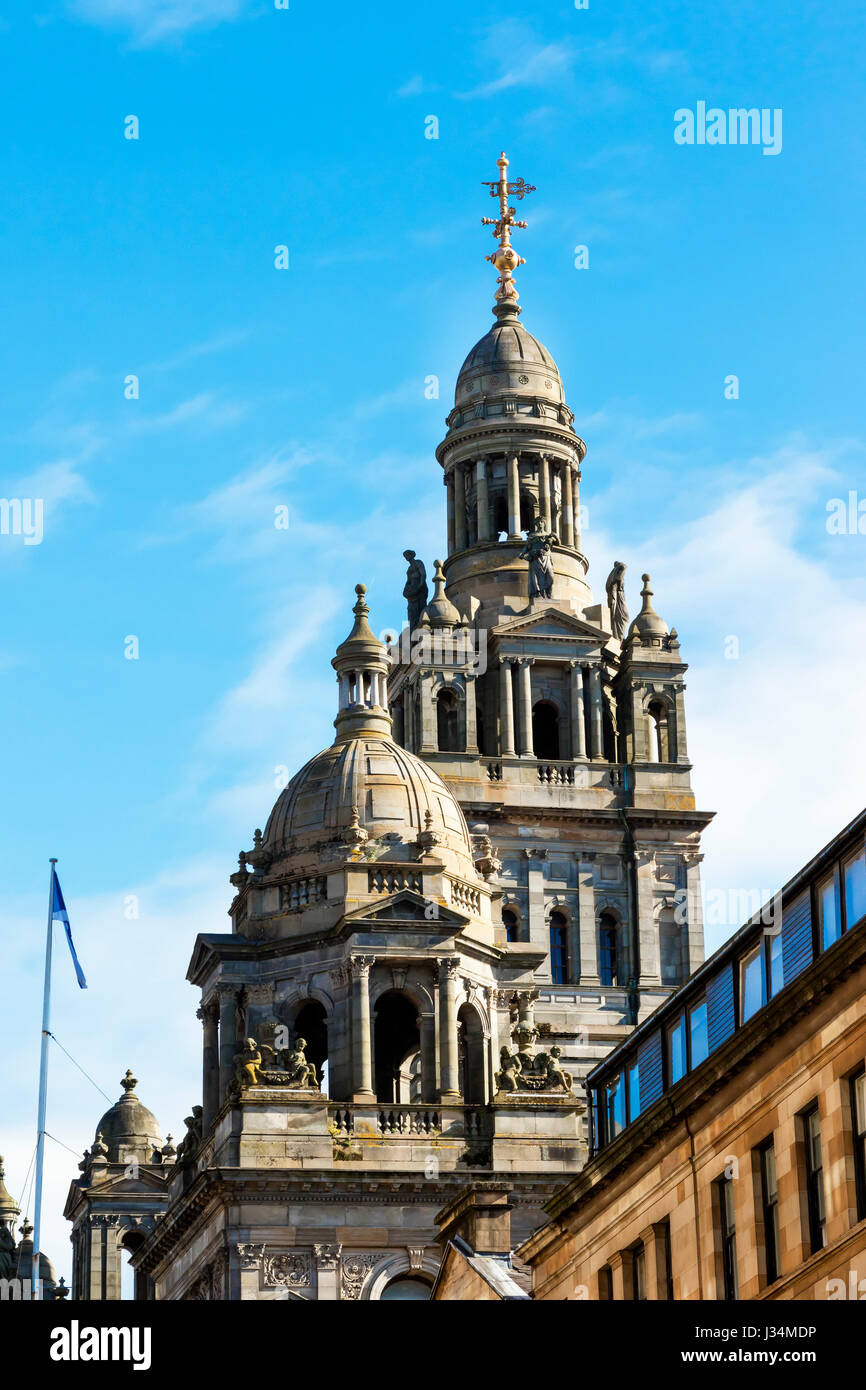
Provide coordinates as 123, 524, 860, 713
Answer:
445, 452, 579, 554
498, 657, 605, 760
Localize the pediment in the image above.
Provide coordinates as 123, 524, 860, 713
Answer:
85, 1168, 171, 1197
343, 889, 469, 928
493, 605, 608, 642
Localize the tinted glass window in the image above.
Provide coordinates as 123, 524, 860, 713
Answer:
689, 1000, 708, 1067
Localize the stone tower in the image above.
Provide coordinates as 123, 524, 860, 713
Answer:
64, 1071, 172, 1301
124, 587, 584, 1300
388, 152, 713, 1078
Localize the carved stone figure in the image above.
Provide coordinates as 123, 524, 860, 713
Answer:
233, 1038, 263, 1092
537, 1046, 574, 1092
494, 1045, 523, 1093
605, 561, 629, 641
519, 516, 557, 599
402, 550, 428, 629
177, 1106, 203, 1165
282, 1038, 319, 1090
0, 1225, 16, 1280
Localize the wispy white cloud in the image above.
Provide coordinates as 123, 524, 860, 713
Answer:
68, 0, 250, 46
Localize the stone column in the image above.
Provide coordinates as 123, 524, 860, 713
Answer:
507, 454, 521, 537
539, 454, 551, 530
563, 463, 575, 548
419, 671, 437, 753
518, 658, 534, 757
314, 1244, 342, 1301
446, 472, 456, 556
588, 664, 604, 760
683, 853, 705, 974
198, 997, 220, 1133
351, 957, 375, 1099
570, 661, 587, 760
609, 1250, 627, 1300
438, 958, 461, 1098
454, 464, 467, 552
464, 674, 478, 754
476, 458, 491, 542
419, 1012, 438, 1103
499, 658, 516, 756
217, 983, 237, 1105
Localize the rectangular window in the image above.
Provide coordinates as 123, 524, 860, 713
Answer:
844, 848, 866, 930
632, 1243, 646, 1301
852, 1070, 866, 1224
741, 944, 766, 1022
549, 924, 568, 984
803, 1105, 827, 1254
627, 1059, 640, 1122
768, 929, 784, 997
668, 1014, 687, 1085
606, 1075, 625, 1139
717, 1174, 738, 1300
759, 1139, 781, 1285
819, 869, 842, 949
689, 998, 708, 1068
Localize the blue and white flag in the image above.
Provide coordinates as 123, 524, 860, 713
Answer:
51, 867, 87, 989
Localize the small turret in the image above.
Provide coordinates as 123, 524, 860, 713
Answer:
331, 585, 393, 743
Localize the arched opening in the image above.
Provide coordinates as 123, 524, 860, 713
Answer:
659, 909, 683, 987
493, 494, 508, 539
502, 907, 519, 943
648, 700, 671, 763
374, 991, 421, 1104
436, 689, 460, 753
294, 1000, 328, 1095
380, 1275, 432, 1301
392, 698, 405, 747
532, 701, 560, 760
599, 911, 620, 987
549, 909, 569, 984
476, 704, 485, 756
457, 1004, 486, 1104
519, 492, 535, 532
120, 1231, 149, 1301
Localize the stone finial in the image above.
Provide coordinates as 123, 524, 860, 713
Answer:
422, 560, 460, 628
120, 1069, 137, 1095
91, 1131, 108, 1161
55, 1277, 70, 1300
342, 806, 369, 852
480, 150, 536, 313
627, 572, 670, 643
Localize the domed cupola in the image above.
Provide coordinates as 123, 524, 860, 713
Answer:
432, 152, 592, 620
92, 1070, 163, 1164
257, 585, 478, 881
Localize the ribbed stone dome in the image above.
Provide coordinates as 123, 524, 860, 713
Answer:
263, 735, 476, 875
454, 313, 565, 414
93, 1072, 162, 1163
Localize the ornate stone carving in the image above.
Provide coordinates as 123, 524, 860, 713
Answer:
263, 1251, 311, 1289
341, 1252, 378, 1300
605, 561, 629, 641
236, 1243, 265, 1270
402, 550, 428, 630
519, 516, 557, 599
313, 1243, 342, 1270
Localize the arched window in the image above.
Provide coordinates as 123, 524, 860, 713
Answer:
294, 1000, 328, 1095
502, 908, 519, 943
374, 991, 421, 1104
380, 1276, 432, 1301
457, 1004, 485, 1104
549, 910, 569, 984
533, 701, 560, 760
519, 493, 535, 532
648, 700, 671, 763
599, 911, 620, 987
436, 688, 460, 752
659, 909, 683, 987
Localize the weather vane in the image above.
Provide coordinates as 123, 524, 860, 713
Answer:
481, 151, 536, 311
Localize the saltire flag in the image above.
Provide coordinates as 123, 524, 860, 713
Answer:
51, 867, 87, 989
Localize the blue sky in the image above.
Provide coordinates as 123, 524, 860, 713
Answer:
1, 0, 865, 1285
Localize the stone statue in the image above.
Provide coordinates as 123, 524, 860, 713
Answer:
537, 1046, 574, 1093
494, 1045, 523, 1093
519, 516, 557, 600
605, 561, 629, 641
233, 1038, 263, 1092
0, 1225, 16, 1280
282, 1037, 319, 1090
177, 1106, 203, 1164
402, 550, 428, 629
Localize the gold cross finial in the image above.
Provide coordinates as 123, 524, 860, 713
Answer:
481, 151, 536, 312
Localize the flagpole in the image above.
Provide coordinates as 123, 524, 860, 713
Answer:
32, 857, 57, 1302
